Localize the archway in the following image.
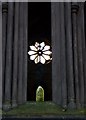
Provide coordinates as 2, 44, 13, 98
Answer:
27, 2, 52, 101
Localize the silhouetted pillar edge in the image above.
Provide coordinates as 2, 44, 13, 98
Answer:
4, 3, 14, 110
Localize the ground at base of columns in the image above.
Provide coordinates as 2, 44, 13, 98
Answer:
1, 101, 86, 118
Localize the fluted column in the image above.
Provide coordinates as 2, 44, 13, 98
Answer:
4, 3, 14, 110
22, 3, 28, 103
17, 3, 24, 104
12, 3, 19, 107
60, 3, 67, 108
71, 3, 80, 108
65, 3, 76, 109
2, 2, 8, 106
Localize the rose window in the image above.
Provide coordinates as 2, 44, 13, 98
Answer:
28, 42, 52, 64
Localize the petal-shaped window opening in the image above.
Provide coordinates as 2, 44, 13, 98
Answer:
35, 42, 39, 48
42, 45, 50, 51
40, 42, 45, 50
30, 54, 38, 60
42, 54, 50, 60
30, 46, 37, 51
35, 56, 40, 64
28, 42, 52, 64
40, 56, 46, 64
28, 51, 37, 55
43, 51, 52, 55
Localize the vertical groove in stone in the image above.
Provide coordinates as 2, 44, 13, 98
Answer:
77, 3, 84, 107
4, 2, 14, 109
12, 2, 19, 107
52, 3, 61, 105
17, 3, 24, 104
22, 3, 28, 103
60, 3, 67, 108
2, 3, 8, 105
71, 3, 80, 108
0, 1, 2, 109
65, 3, 76, 109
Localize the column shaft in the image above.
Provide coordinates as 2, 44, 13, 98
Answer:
81, 3, 86, 106
60, 3, 67, 108
17, 3, 24, 104
22, 3, 28, 103
72, 3, 80, 108
4, 3, 14, 110
52, 3, 61, 105
65, 3, 76, 109
12, 3, 19, 107
77, 3, 84, 107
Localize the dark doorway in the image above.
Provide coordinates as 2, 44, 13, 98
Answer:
27, 3, 52, 101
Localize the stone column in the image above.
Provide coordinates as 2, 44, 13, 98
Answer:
65, 3, 76, 109
77, 3, 85, 107
60, 3, 67, 108
4, 2, 14, 110
2, 2, 8, 106
0, 1, 2, 110
12, 3, 19, 107
17, 3, 24, 104
80, 3, 86, 107
71, 3, 80, 108
51, 3, 61, 105
22, 3, 28, 103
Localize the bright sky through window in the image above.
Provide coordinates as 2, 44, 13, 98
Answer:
28, 42, 52, 64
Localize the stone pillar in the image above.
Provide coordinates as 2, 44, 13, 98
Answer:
71, 3, 80, 108
17, 3, 24, 104
81, 3, 86, 107
2, 2, 8, 106
22, 3, 28, 103
77, 3, 85, 107
65, 2, 76, 109
0, 1, 2, 110
12, 3, 19, 107
51, 3, 61, 105
4, 3, 14, 110
60, 3, 67, 108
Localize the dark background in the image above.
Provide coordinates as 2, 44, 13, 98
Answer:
27, 3, 52, 101
84, 2, 86, 47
